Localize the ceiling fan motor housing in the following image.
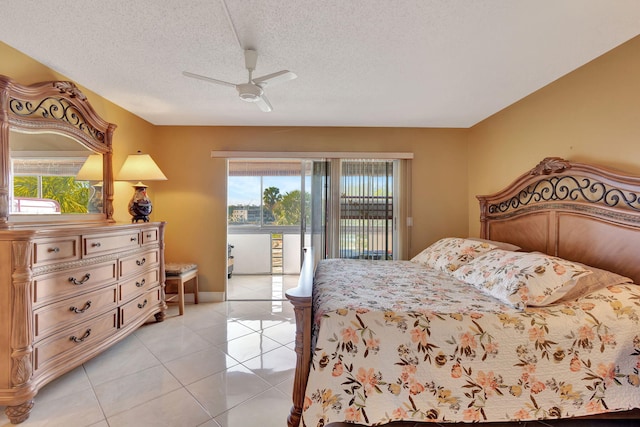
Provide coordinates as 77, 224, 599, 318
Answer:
237, 83, 263, 102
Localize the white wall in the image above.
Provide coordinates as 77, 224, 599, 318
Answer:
228, 234, 271, 274
229, 232, 307, 275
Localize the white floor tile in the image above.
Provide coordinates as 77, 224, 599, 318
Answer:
260, 319, 297, 345
0, 388, 104, 427
106, 388, 211, 427
83, 333, 160, 386
35, 365, 93, 404
137, 325, 213, 363
193, 320, 255, 346
241, 345, 297, 386
276, 375, 295, 396
236, 315, 288, 332
93, 364, 182, 417
164, 347, 239, 386
214, 387, 293, 427
227, 274, 299, 302
186, 364, 271, 418
216, 332, 281, 363
197, 419, 222, 427
0, 281, 299, 427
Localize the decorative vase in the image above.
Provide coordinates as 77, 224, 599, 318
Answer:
128, 184, 152, 222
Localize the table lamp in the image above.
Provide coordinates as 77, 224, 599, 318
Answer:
116, 151, 167, 222
76, 154, 103, 213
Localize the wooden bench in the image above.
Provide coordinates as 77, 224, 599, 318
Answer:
164, 263, 198, 315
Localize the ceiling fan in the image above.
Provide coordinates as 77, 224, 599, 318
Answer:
183, 49, 297, 112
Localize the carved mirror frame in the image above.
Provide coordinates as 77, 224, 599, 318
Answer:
0, 75, 116, 227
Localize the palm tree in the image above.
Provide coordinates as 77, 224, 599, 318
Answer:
13, 175, 90, 213
263, 186, 282, 223
273, 190, 311, 225
42, 177, 89, 213
13, 176, 38, 198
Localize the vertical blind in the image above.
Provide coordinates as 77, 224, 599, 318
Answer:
339, 159, 394, 260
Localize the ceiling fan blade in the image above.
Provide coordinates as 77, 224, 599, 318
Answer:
254, 95, 273, 113
253, 70, 297, 87
182, 71, 236, 88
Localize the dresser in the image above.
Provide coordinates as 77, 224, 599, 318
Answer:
0, 222, 166, 424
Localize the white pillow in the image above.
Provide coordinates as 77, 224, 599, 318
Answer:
410, 237, 497, 273
453, 250, 592, 309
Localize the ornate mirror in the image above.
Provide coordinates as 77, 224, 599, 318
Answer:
0, 75, 116, 227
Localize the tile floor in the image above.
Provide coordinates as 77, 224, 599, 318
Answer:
1, 274, 638, 427
0, 286, 298, 427
226, 274, 299, 301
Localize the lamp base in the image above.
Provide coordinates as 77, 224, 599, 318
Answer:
131, 214, 150, 223
128, 185, 152, 223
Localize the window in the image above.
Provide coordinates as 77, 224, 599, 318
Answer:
11, 158, 91, 214
227, 160, 309, 228
337, 159, 395, 260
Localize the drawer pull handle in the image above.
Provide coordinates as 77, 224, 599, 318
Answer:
146, 233, 152, 238
70, 329, 91, 343
48, 247, 60, 253
137, 299, 148, 309
130, 237, 138, 242
69, 273, 91, 285
70, 300, 92, 314
92, 242, 102, 248
136, 258, 146, 266
135, 279, 146, 288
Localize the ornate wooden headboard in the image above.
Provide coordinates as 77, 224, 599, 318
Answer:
478, 157, 640, 283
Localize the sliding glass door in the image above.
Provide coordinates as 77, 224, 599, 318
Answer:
324, 158, 399, 260
337, 159, 395, 260
302, 160, 329, 266
226, 156, 404, 297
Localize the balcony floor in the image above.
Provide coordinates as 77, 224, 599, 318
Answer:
227, 274, 299, 301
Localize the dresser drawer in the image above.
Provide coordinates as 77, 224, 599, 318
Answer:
119, 268, 159, 303
119, 288, 161, 328
119, 248, 159, 278
33, 260, 118, 306
83, 230, 140, 256
141, 227, 159, 245
33, 285, 118, 341
32, 236, 81, 266
33, 310, 118, 374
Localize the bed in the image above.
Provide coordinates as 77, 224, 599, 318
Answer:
285, 157, 640, 427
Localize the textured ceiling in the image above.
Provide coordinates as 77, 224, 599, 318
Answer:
1, 1, 640, 127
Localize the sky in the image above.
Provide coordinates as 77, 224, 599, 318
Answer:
227, 175, 303, 206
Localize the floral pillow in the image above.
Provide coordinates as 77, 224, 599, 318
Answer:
410, 237, 497, 273
466, 237, 521, 252
452, 250, 592, 309
557, 263, 632, 302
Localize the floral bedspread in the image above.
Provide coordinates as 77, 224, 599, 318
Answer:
302, 259, 640, 426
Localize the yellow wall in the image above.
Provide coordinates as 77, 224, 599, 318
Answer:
0, 42, 158, 224
468, 35, 640, 236
151, 126, 469, 295
9, 29, 637, 296
1, 41, 471, 296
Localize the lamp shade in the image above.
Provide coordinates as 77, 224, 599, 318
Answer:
76, 154, 103, 181
116, 152, 167, 182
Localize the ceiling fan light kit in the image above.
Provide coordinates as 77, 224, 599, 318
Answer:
237, 83, 263, 101
183, 49, 296, 112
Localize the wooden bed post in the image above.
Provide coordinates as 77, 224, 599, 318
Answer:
286, 248, 314, 427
